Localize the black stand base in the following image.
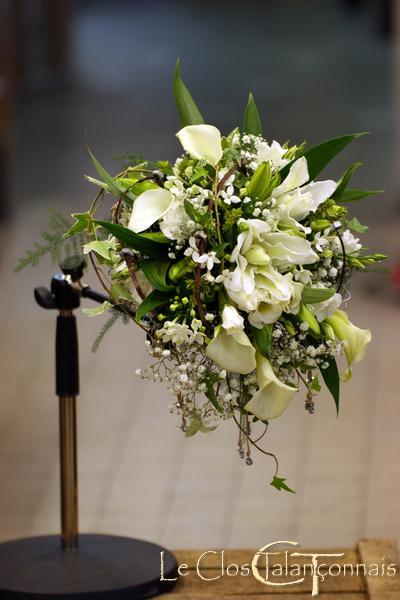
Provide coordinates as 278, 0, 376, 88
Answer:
0, 534, 178, 599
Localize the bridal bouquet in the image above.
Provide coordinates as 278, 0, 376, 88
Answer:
61, 63, 384, 491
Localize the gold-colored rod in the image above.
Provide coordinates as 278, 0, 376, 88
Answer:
59, 395, 79, 550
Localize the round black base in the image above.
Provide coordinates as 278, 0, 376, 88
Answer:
0, 534, 178, 599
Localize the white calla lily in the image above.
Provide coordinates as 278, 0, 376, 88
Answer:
245, 353, 297, 420
221, 305, 244, 334
206, 327, 256, 374
176, 124, 223, 166
325, 309, 371, 380
128, 188, 174, 233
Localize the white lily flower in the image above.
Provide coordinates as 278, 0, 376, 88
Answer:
272, 156, 336, 222
263, 231, 318, 267
176, 124, 223, 167
205, 327, 256, 374
325, 309, 371, 380
128, 188, 174, 233
255, 139, 290, 171
245, 353, 297, 420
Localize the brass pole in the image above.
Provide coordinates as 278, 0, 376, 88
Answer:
59, 394, 78, 550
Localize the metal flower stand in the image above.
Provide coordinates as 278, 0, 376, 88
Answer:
0, 259, 177, 599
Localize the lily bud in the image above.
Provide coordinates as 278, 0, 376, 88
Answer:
247, 162, 271, 201
298, 304, 321, 335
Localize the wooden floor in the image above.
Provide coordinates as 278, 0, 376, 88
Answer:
168, 539, 400, 598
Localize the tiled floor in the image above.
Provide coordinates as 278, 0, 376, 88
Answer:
0, 0, 399, 549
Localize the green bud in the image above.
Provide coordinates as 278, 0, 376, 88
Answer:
284, 321, 296, 336
247, 162, 271, 201
322, 322, 335, 341
310, 219, 331, 232
297, 304, 321, 336
169, 257, 193, 281
182, 297, 189, 305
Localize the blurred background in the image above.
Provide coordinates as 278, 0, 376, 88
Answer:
0, 0, 399, 550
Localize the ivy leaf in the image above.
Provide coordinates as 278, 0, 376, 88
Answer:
280, 132, 368, 182
141, 260, 174, 292
346, 217, 369, 233
110, 284, 133, 302
253, 324, 273, 358
335, 188, 383, 203
83, 240, 116, 260
83, 301, 112, 317
185, 414, 202, 437
135, 289, 172, 322
301, 286, 335, 304
332, 161, 362, 199
93, 220, 169, 259
243, 92, 262, 136
271, 476, 296, 494
320, 357, 340, 415
64, 212, 91, 238
174, 59, 204, 127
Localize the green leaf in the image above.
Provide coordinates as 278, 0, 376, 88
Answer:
346, 217, 369, 233
110, 284, 133, 302
83, 301, 112, 317
203, 369, 223, 413
185, 414, 217, 437
183, 200, 208, 226
253, 324, 273, 357
135, 289, 172, 322
332, 162, 362, 199
83, 240, 116, 260
310, 374, 321, 392
64, 212, 91, 238
320, 357, 340, 414
243, 92, 262, 136
301, 286, 335, 304
87, 147, 135, 201
280, 132, 368, 181
93, 220, 169, 259
116, 177, 158, 196
141, 260, 174, 292
297, 304, 321, 336
335, 188, 383, 203
271, 476, 296, 494
174, 59, 204, 127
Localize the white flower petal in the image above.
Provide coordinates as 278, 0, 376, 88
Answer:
245, 354, 297, 419
128, 188, 174, 233
176, 124, 223, 166
300, 180, 336, 211
205, 329, 256, 374
272, 157, 309, 197
263, 232, 318, 267
221, 305, 244, 333
325, 309, 371, 380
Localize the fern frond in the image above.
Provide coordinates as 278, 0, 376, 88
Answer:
91, 309, 127, 353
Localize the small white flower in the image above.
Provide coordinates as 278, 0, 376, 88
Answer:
219, 184, 241, 206
196, 251, 220, 271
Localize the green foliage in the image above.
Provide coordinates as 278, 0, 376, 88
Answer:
185, 413, 217, 437
15, 209, 83, 272
271, 476, 296, 493
141, 260, 174, 291
335, 188, 383, 203
184, 200, 209, 227
93, 220, 169, 259
135, 289, 172, 322
243, 92, 262, 136
83, 239, 117, 260
346, 217, 369, 233
174, 59, 204, 127
203, 369, 223, 413
320, 357, 340, 414
302, 286, 335, 304
332, 161, 362, 199
280, 132, 368, 181
253, 324, 273, 357
347, 253, 386, 269
88, 146, 136, 201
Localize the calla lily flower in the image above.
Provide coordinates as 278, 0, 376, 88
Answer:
176, 124, 223, 166
128, 188, 174, 233
245, 353, 297, 420
325, 309, 371, 380
206, 311, 256, 374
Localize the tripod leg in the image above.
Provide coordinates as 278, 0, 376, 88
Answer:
56, 311, 79, 550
